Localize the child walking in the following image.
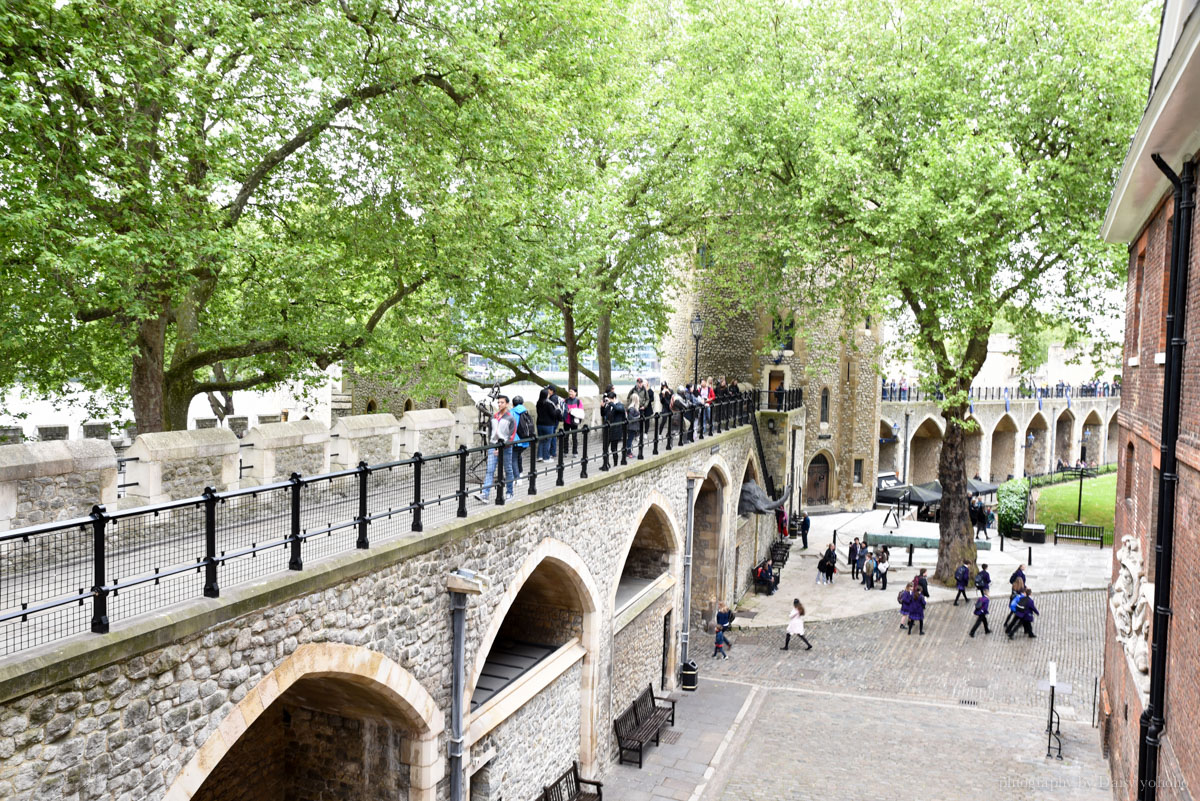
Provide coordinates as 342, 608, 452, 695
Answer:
713, 624, 730, 659
781, 599, 813, 650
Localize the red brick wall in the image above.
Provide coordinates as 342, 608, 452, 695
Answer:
1106, 153, 1200, 800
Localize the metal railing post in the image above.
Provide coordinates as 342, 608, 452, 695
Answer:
288, 473, 303, 570
357, 461, 371, 546
457, 447, 468, 518
601, 421, 611, 471
638, 417, 645, 460
203, 487, 219, 597
580, 426, 590, 479
556, 431, 566, 486
653, 413, 660, 455
412, 452, 424, 532
495, 445, 506, 506
90, 504, 109, 633
666, 413, 674, 451
528, 438, 538, 495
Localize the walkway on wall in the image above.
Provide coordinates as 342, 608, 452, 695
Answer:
0, 397, 762, 659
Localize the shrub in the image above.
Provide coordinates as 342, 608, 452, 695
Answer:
996, 478, 1030, 536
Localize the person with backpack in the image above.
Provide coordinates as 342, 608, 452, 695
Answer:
914, 567, 930, 599
535, 388, 560, 463
477, 395, 517, 503
601, 391, 627, 463
855, 541, 868, 580
781, 598, 812, 651
974, 563, 991, 597
898, 581, 914, 629
671, 385, 693, 442
953, 560, 971, 606
862, 550, 877, 590
657, 381, 674, 440
511, 395, 533, 479
906, 587, 927, 635
1007, 589, 1039, 638
1008, 564, 1026, 591
969, 589, 991, 637
545, 385, 566, 460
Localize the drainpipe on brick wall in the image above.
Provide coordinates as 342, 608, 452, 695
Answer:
1139, 154, 1195, 801
681, 474, 701, 668
447, 570, 487, 801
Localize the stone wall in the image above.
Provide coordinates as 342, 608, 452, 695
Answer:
123, 430, 239, 505
473, 663, 582, 801
0, 439, 117, 532
611, 593, 670, 717
398, 410, 457, 459
286, 707, 409, 801
243, 421, 330, 485
330, 414, 402, 471
0, 426, 755, 801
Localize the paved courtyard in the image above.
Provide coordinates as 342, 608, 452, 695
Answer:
601, 590, 1114, 801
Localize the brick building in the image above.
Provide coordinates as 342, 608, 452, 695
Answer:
1099, 2, 1200, 798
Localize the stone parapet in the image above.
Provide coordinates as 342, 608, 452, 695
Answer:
122, 429, 239, 505
243, 420, 331, 484
0, 439, 118, 531
398, 408, 456, 457
330, 413, 402, 470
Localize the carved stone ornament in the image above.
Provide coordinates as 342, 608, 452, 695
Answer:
1110, 535, 1152, 675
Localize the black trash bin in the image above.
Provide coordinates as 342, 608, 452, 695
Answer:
680, 660, 699, 691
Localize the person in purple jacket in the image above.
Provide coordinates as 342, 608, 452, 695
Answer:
953, 560, 971, 606
969, 590, 991, 637
906, 587, 926, 635
1007, 589, 1039, 639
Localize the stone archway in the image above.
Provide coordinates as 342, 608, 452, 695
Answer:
692, 466, 727, 628
1024, 412, 1049, 477
1107, 410, 1119, 464
908, 416, 943, 486
879, 419, 899, 475
167, 643, 444, 801
990, 414, 1018, 482
467, 539, 601, 783
1055, 409, 1075, 466
1081, 410, 1103, 465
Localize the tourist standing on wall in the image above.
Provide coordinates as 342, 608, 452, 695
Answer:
628, 377, 653, 443
906, 587, 927, 635
546, 385, 566, 460
658, 381, 673, 439
782, 599, 812, 651
563, 388, 583, 455
477, 395, 516, 502
969, 590, 992, 637
511, 395, 531, 479
624, 393, 642, 459
535, 389, 559, 462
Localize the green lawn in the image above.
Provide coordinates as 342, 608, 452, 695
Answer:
1034, 472, 1117, 544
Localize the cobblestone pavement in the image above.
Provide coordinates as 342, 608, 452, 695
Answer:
599, 590, 1112, 801
738, 509, 1113, 625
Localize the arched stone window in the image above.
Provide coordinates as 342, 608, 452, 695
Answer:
1124, 443, 1135, 500
820, 388, 830, 424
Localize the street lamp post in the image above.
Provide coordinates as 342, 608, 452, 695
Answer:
1077, 430, 1091, 522
690, 314, 704, 389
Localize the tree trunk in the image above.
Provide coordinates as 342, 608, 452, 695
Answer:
596, 306, 612, 392
131, 314, 169, 434
164, 376, 194, 432
935, 406, 977, 583
563, 304, 580, 391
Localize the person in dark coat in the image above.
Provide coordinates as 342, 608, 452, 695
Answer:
1008, 565, 1026, 590
856, 546, 869, 584
1007, 589, 1039, 638
953, 560, 971, 606
969, 590, 991, 637
756, 559, 779, 594
976, 563, 991, 597
848, 538, 861, 579
898, 582, 914, 629
906, 587, 927, 635
713, 624, 730, 658
820, 544, 837, 584
716, 601, 734, 630
914, 568, 930, 599
799, 512, 811, 550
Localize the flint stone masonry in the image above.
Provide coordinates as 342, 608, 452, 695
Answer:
611, 593, 671, 716
330, 414, 403, 471
0, 439, 117, 532
122, 430, 240, 505
0, 427, 757, 801
398, 409, 456, 458
243, 420, 331, 484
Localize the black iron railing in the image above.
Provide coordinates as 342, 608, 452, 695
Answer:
755, 388, 803, 412
880, 382, 1122, 403
0, 392, 758, 658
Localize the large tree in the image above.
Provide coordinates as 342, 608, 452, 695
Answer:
682, 0, 1153, 580
0, 0, 611, 430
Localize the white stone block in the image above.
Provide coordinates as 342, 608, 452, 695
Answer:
397, 409, 456, 458
123, 429, 239, 505
243, 420, 332, 484
329, 414, 402, 470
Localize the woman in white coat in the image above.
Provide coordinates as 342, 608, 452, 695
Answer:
781, 598, 813, 650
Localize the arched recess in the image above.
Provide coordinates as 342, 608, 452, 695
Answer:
909, 416, 943, 486
403, 398, 415, 413
962, 416, 983, 480
990, 414, 1018, 482
1081, 409, 1103, 465
692, 463, 728, 628
1106, 410, 1120, 463
879, 419, 900, 475
467, 539, 601, 777
1024, 412, 1050, 476
366, 399, 378, 413
166, 642, 444, 801
805, 450, 836, 505
611, 494, 682, 700
1055, 409, 1075, 466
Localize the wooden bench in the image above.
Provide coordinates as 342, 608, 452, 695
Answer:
542, 761, 602, 801
1054, 522, 1106, 548
614, 684, 677, 768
